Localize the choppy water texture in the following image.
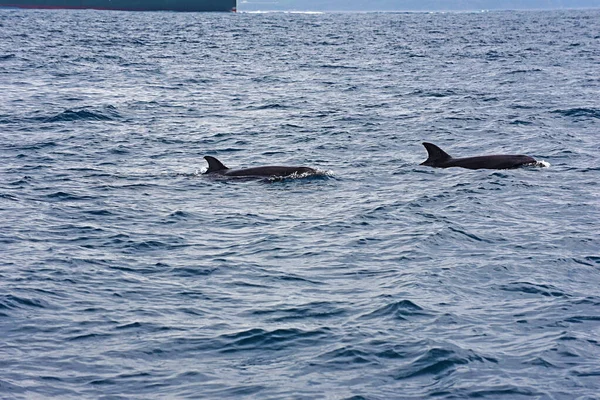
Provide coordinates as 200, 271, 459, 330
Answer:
1, 9, 600, 399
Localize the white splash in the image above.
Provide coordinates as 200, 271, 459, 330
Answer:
536, 160, 551, 168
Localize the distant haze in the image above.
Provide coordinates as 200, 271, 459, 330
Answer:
239, 0, 600, 12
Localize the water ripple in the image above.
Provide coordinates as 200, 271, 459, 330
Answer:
1, 8, 600, 400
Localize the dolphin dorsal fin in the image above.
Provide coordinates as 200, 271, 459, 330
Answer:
204, 156, 229, 173
422, 142, 452, 164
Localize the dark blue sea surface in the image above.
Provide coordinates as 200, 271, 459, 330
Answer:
1, 8, 600, 399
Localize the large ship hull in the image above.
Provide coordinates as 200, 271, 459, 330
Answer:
0, 0, 236, 12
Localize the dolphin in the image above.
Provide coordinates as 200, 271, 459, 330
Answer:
420, 142, 537, 170
203, 155, 317, 178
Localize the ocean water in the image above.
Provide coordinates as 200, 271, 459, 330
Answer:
1, 8, 600, 399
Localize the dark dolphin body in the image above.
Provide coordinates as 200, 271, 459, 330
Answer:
203, 156, 317, 178
420, 142, 537, 170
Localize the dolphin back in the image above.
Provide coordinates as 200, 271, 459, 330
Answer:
223, 165, 316, 178
421, 142, 452, 166
420, 142, 538, 169
204, 156, 229, 173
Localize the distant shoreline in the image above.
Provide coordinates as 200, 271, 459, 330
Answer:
237, 8, 600, 12
238, 0, 600, 13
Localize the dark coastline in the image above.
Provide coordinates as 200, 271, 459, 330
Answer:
0, 0, 236, 12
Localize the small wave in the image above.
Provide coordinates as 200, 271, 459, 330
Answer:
447, 386, 542, 398
44, 191, 93, 201
319, 64, 359, 69
506, 68, 543, 74
167, 210, 192, 219
499, 282, 568, 298
448, 226, 489, 242
509, 119, 533, 125
0, 193, 19, 201
583, 256, 600, 266
275, 274, 323, 285
67, 332, 112, 342
115, 322, 143, 330
219, 327, 330, 353
42, 106, 121, 123
564, 315, 600, 323
127, 240, 176, 251
571, 369, 600, 377
247, 103, 289, 110
318, 346, 374, 367
360, 300, 428, 321
172, 267, 217, 277
109, 146, 130, 155
394, 347, 486, 380
551, 108, 600, 119
251, 301, 345, 322
8, 175, 33, 186
573, 296, 600, 306
83, 209, 114, 216
525, 356, 557, 368
0, 54, 16, 61
1, 294, 50, 310
11, 141, 57, 151
411, 89, 457, 98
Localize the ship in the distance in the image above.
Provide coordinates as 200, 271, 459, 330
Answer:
0, 0, 236, 12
